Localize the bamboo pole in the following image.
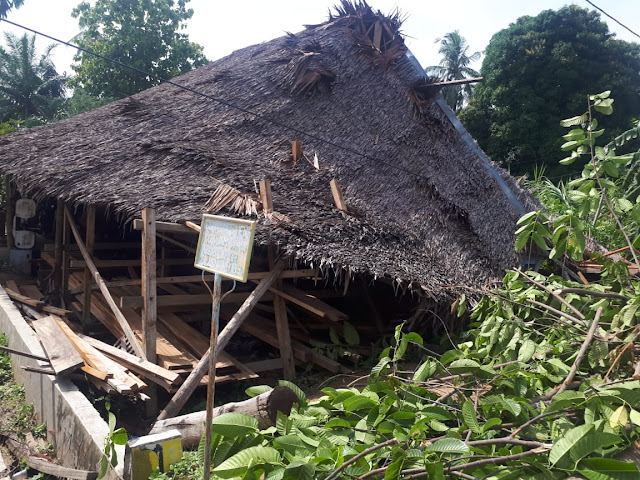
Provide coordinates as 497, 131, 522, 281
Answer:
82, 204, 96, 326
64, 206, 145, 358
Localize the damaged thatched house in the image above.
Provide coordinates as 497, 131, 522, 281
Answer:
0, 2, 536, 401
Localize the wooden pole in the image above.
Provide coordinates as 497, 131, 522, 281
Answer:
155, 259, 287, 421
142, 208, 158, 416
61, 202, 71, 302
141, 208, 157, 364
203, 273, 222, 480
82, 204, 96, 326
53, 199, 64, 298
64, 206, 145, 358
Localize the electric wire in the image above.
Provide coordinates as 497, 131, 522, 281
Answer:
584, 0, 640, 40
0, 17, 441, 184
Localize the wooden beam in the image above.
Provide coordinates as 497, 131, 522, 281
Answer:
156, 232, 196, 254
66, 269, 318, 294
64, 206, 145, 358
0, 344, 49, 362
62, 203, 71, 298
141, 208, 157, 365
259, 179, 273, 214
5, 178, 14, 250
156, 258, 288, 421
54, 199, 64, 297
119, 292, 275, 308
69, 257, 193, 269
82, 204, 96, 326
427, 76, 484, 87
269, 248, 295, 380
31, 315, 84, 376
291, 141, 302, 163
259, 283, 349, 322
132, 219, 196, 234
330, 179, 347, 211
372, 21, 382, 50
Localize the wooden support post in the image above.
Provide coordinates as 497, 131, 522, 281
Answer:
291, 141, 302, 163
61, 202, 71, 301
64, 206, 145, 358
142, 208, 158, 417
54, 199, 64, 298
259, 179, 273, 215
155, 259, 287, 421
330, 179, 347, 211
141, 208, 157, 364
5, 178, 14, 250
82, 204, 96, 326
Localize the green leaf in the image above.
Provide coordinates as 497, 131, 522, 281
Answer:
630, 409, 640, 427
561, 140, 582, 151
413, 359, 437, 382
213, 446, 280, 478
210, 413, 259, 437
111, 428, 127, 445
609, 405, 628, 428
283, 462, 315, 480
343, 395, 377, 412
98, 456, 108, 480
563, 129, 586, 141
579, 457, 639, 480
570, 432, 621, 464
462, 400, 482, 434
329, 327, 341, 345
342, 322, 360, 346
516, 211, 539, 225
245, 385, 273, 398
370, 356, 392, 382
549, 423, 594, 466
515, 230, 531, 252
518, 339, 536, 362
560, 155, 579, 165
424, 438, 470, 454
560, 113, 588, 127
384, 456, 405, 480
531, 231, 550, 250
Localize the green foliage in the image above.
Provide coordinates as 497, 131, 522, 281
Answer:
71, 0, 208, 98
98, 401, 128, 480
0, 32, 66, 122
459, 5, 640, 177
425, 31, 480, 112
0, 0, 24, 18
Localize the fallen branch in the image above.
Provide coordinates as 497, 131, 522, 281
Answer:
517, 269, 586, 323
557, 288, 629, 302
554, 307, 602, 398
525, 299, 587, 328
326, 438, 398, 480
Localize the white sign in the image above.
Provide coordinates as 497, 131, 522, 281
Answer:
194, 214, 256, 282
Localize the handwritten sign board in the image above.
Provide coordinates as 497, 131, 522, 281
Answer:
194, 214, 256, 282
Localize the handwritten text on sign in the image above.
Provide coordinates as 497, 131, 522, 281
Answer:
194, 214, 256, 282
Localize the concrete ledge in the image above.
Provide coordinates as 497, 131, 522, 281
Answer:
0, 287, 124, 479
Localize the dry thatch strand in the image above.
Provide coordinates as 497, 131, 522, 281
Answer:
0, 1, 538, 299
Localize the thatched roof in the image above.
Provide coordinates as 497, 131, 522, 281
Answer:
0, 1, 537, 298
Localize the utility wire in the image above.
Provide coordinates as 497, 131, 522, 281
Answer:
0, 17, 442, 184
584, 0, 640, 40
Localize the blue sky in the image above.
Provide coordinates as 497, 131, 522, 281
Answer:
2, 0, 638, 77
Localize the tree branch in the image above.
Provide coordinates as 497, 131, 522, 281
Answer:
557, 288, 629, 302
326, 438, 398, 480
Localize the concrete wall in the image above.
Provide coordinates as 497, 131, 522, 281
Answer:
0, 287, 125, 479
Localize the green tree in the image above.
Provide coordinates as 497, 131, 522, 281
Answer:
426, 31, 480, 112
0, 0, 24, 18
0, 32, 66, 122
459, 6, 640, 178
71, 0, 208, 98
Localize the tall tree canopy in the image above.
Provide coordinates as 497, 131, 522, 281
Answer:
71, 0, 208, 98
0, 32, 66, 122
0, 0, 24, 18
426, 31, 480, 112
459, 6, 640, 177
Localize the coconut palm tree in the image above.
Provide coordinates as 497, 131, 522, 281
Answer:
0, 0, 24, 18
0, 32, 66, 122
426, 31, 480, 112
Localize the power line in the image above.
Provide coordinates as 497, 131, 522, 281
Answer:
0, 17, 441, 184
584, 0, 640, 40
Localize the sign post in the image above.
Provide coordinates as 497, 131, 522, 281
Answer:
193, 214, 256, 480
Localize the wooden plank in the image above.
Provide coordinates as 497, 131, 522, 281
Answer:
156, 232, 197, 254
132, 219, 196, 234
66, 269, 318, 294
0, 344, 49, 362
330, 178, 347, 211
82, 204, 96, 326
21, 365, 55, 375
54, 199, 64, 297
268, 247, 295, 380
4, 279, 19, 292
18, 284, 44, 301
32, 315, 84, 376
259, 179, 273, 214
62, 202, 71, 297
265, 284, 349, 322
64, 206, 145, 358
45, 241, 141, 252
157, 258, 288, 420
81, 365, 111, 381
142, 208, 157, 364
79, 334, 181, 390
4, 287, 43, 308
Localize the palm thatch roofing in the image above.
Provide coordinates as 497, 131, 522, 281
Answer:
0, 1, 537, 298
